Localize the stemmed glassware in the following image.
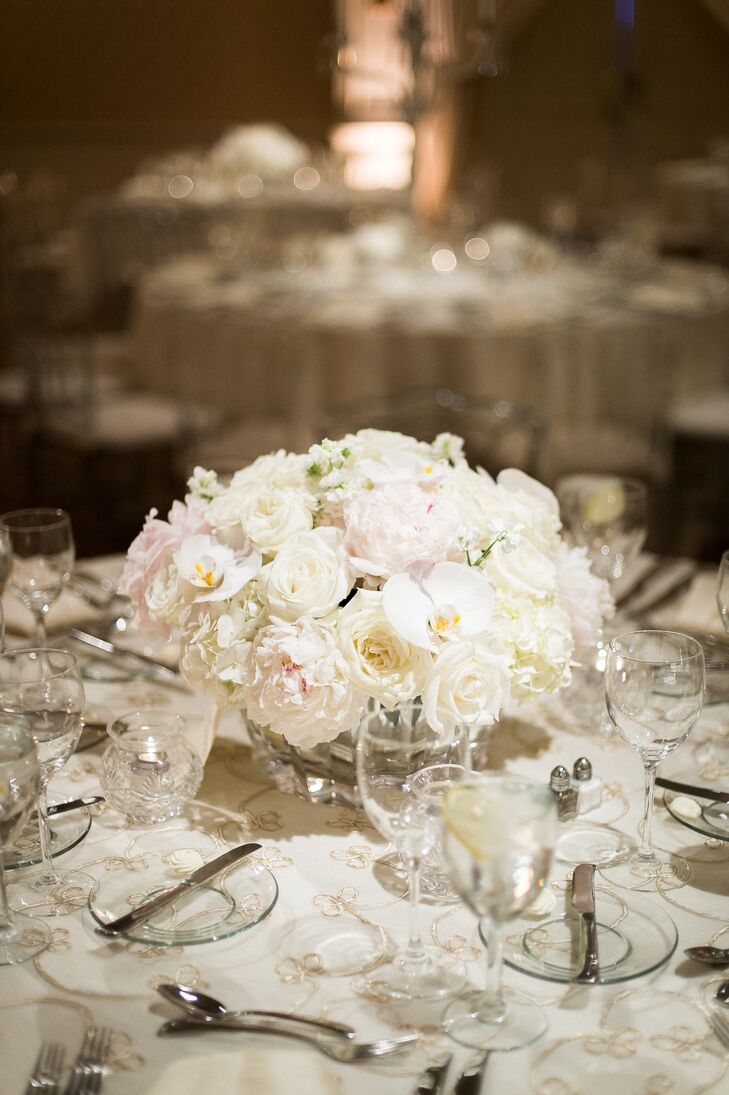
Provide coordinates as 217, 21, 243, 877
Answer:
0, 525, 10, 653
601, 630, 705, 891
0, 509, 75, 645
0, 648, 95, 917
0, 714, 51, 962
555, 475, 648, 586
355, 701, 468, 1000
440, 775, 557, 1050
718, 549, 729, 635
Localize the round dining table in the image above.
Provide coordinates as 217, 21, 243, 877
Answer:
2, 555, 728, 1094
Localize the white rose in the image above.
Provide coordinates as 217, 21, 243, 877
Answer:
209, 452, 314, 549
495, 470, 561, 553
180, 607, 252, 705
230, 451, 309, 492
244, 617, 364, 748
266, 527, 352, 621
338, 589, 432, 708
494, 600, 573, 702
444, 464, 502, 552
353, 428, 431, 464
144, 563, 190, 628
242, 487, 315, 555
424, 638, 512, 733
485, 539, 557, 606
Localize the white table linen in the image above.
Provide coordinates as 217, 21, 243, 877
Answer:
2, 558, 729, 1094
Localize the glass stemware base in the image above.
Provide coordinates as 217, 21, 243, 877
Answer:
599, 848, 691, 892
11, 867, 97, 918
354, 945, 466, 1002
443, 989, 547, 1051
0, 910, 51, 964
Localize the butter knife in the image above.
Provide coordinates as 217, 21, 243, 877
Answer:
69, 627, 179, 682
656, 777, 729, 804
414, 1056, 452, 1094
95, 842, 261, 936
572, 862, 600, 984
39, 795, 105, 819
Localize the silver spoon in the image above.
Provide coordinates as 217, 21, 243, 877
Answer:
684, 946, 729, 967
715, 980, 729, 1006
156, 982, 355, 1038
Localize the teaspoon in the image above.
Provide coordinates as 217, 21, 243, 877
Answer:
156, 982, 355, 1038
684, 946, 729, 967
715, 980, 729, 1006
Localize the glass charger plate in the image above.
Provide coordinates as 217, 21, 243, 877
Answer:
4, 805, 92, 870
486, 889, 677, 984
663, 789, 729, 842
88, 833, 278, 946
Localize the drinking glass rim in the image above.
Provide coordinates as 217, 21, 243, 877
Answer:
0, 507, 70, 533
107, 710, 185, 744
0, 647, 79, 682
607, 629, 704, 665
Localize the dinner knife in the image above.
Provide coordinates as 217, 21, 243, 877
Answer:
656, 777, 729, 804
43, 795, 105, 818
69, 627, 180, 682
414, 1056, 452, 1094
95, 842, 261, 936
572, 862, 600, 984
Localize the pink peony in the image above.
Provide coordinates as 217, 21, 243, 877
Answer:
343, 481, 459, 581
120, 501, 210, 630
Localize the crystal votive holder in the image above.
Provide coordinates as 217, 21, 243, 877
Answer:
100, 711, 203, 824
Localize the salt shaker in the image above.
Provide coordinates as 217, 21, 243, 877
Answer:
549, 765, 578, 821
571, 757, 603, 814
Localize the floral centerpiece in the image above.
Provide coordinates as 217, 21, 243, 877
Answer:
121, 430, 612, 798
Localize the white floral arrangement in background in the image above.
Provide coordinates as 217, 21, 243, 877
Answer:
206, 123, 309, 179
121, 430, 613, 750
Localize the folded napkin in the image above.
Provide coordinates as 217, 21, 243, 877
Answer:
145, 1047, 341, 1095
651, 570, 726, 639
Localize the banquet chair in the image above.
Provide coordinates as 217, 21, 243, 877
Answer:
321, 388, 544, 478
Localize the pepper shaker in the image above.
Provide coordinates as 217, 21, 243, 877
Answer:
549, 765, 578, 821
571, 757, 603, 814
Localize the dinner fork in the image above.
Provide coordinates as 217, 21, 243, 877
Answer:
158, 1017, 418, 1061
63, 1027, 112, 1095
708, 1007, 729, 1051
24, 1042, 65, 1093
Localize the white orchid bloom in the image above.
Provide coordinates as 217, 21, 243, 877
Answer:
174, 533, 261, 603
382, 561, 495, 652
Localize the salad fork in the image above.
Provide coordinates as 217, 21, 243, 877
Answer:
708, 1007, 729, 1051
24, 1042, 65, 1093
63, 1027, 112, 1095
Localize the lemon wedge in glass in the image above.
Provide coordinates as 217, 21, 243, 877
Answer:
443, 783, 504, 860
582, 479, 625, 525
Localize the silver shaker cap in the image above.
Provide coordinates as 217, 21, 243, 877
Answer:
550, 765, 571, 792
573, 756, 592, 781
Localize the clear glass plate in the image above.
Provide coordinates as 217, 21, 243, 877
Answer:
4, 806, 92, 870
484, 889, 677, 984
88, 831, 278, 946
663, 789, 729, 842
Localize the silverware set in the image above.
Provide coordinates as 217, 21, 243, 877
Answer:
24, 1028, 110, 1095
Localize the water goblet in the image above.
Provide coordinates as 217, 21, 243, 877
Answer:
0, 714, 51, 962
0, 509, 75, 645
0, 648, 95, 916
555, 474, 647, 586
718, 549, 729, 635
440, 775, 557, 1050
601, 630, 704, 891
355, 701, 468, 1000
411, 762, 470, 902
0, 525, 10, 652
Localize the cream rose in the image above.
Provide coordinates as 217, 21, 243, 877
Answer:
485, 539, 557, 606
494, 600, 573, 701
266, 527, 352, 622
338, 589, 432, 708
144, 562, 190, 629
424, 638, 512, 733
244, 617, 364, 748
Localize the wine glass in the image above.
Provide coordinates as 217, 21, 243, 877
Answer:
0, 714, 51, 962
440, 775, 557, 1050
411, 762, 471, 902
601, 630, 705, 891
0, 648, 95, 916
718, 549, 729, 635
0, 525, 10, 653
555, 474, 647, 586
355, 701, 468, 1000
0, 509, 75, 645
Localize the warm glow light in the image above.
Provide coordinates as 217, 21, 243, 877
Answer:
330, 122, 414, 191
431, 246, 457, 273
465, 236, 490, 262
236, 174, 264, 198
293, 166, 321, 191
